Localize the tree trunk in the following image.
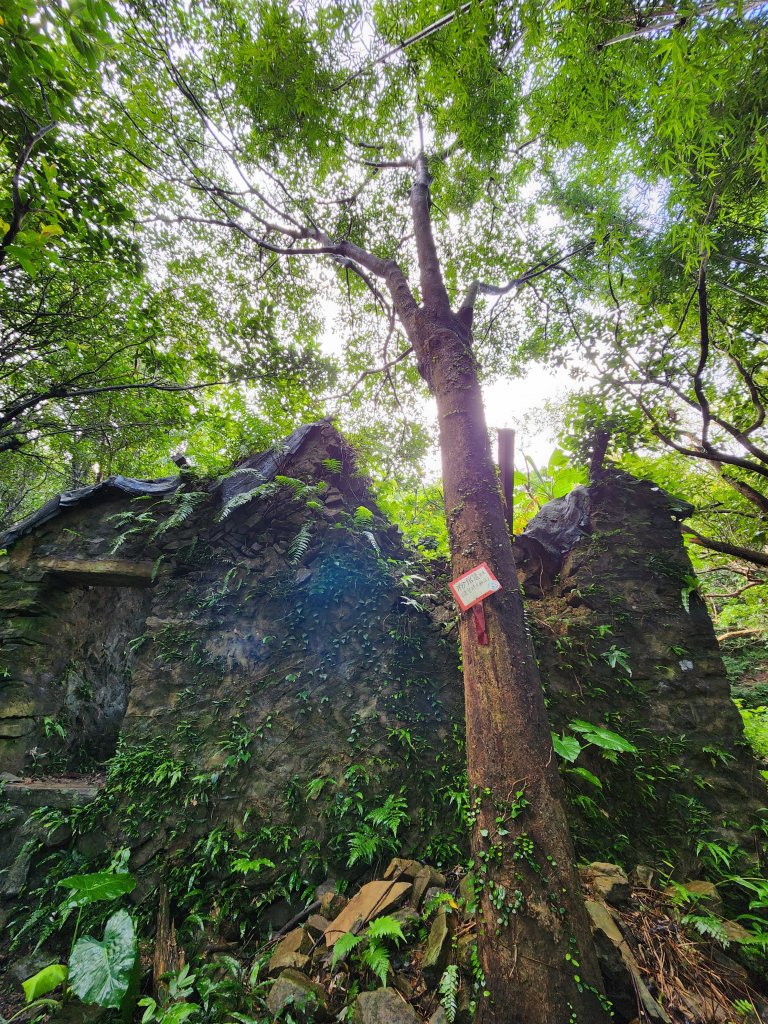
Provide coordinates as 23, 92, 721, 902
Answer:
415, 309, 610, 1024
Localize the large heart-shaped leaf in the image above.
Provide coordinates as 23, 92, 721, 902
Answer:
58, 872, 136, 906
69, 910, 137, 1009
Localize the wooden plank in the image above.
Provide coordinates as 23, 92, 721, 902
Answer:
497, 428, 515, 534
35, 558, 157, 587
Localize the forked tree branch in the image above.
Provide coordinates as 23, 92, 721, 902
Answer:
330, 345, 414, 403
410, 153, 451, 313
458, 238, 598, 326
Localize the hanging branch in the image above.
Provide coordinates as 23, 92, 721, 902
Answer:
683, 525, 768, 568
458, 238, 599, 328
0, 121, 57, 267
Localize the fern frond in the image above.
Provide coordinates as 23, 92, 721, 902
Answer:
439, 965, 459, 1023
288, 521, 313, 566
331, 931, 362, 969
347, 825, 381, 867
682, 913, 729, 946
222, 467, 272, 480
366, 792, 409, 836
152, 491, 206, 539
217, 486, 266, 521
367, 916, 405, 944
353, 505, 374, 526
361, 940, 390, 986
108, 510, 156, 553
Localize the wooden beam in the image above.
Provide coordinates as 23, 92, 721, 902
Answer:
35, 558, 157, 587
497, 428, 515, 535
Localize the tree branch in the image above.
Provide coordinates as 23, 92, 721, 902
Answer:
693, 255, 712, 448
459, 238, 598, 323
330, 346, 414, 403
714, 465, 768, 516
409, 153, 451, 313
0, 122, 57, 266
333, 2, 474, 92
599, 0, 766, 48
716, 627, 767, 642
683, 526, 768, 568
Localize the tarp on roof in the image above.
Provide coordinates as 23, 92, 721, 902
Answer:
0, 421, 335, 550
0, 475, 182, 549
521, 484, 591, 561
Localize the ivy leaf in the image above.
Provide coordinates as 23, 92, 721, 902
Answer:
69, 910, 137, 1008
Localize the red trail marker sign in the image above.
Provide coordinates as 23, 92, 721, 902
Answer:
449, 563, 501, 646
449, 562, 502, 611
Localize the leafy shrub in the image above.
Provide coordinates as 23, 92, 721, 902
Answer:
736, 701, 768, 760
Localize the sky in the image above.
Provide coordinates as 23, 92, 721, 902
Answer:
481, 365, 574, 464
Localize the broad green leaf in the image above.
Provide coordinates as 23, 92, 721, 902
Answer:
22, 964, 68, 1002
157, 1003, 200, 1024
552, 733, 582, 762
567, 766, 603, 788
69, 910, 137, 1009
58, 872, 136, 905
569, 720, 637, 753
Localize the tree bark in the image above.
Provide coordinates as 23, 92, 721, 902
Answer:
410, 307, 609, 1024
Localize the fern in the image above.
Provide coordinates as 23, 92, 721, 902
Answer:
331, 931, 362, 969
347, 794, 409, 867
217, 473, 327, 521
682, 913, 729, 945
322, 458, 342, 474
108, 510, 156, 553
366, 792, 409, 836
353, 505, 374, 526
439, 965, 459, 1023
367, 916, 405, 944
152, 491, 207, 539
361, 941, 391, 987
217, 485, 266, 521
347, 824, 381, 867
288, 521, 313, 566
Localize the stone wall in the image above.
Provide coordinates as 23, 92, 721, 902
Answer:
0, 424, 466, 928
0, 433, 765, 936
521, 471, 767, 865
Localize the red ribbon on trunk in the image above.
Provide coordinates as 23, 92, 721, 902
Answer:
472, 602, 489, 645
